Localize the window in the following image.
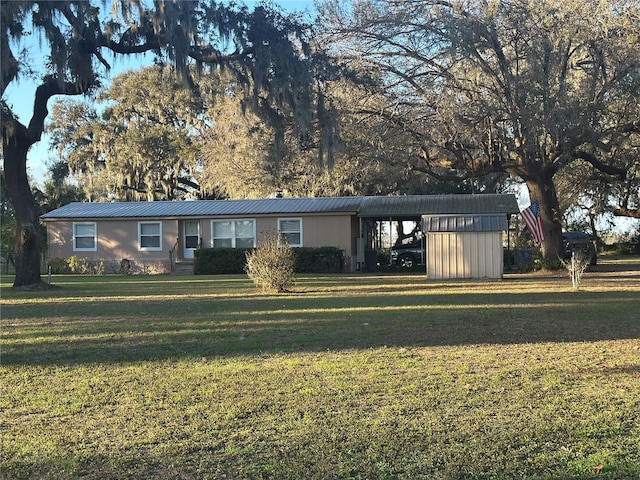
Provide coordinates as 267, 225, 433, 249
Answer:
212, 219, 255, 248
138, 222, 162, 251
278, 218, 302, 247
73, 222, 97, 251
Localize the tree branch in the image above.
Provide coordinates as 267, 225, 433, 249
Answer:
612, 207, 640, 218
28, 76, 90, 145
573, 149, 627, 179
0, 30, 19, 95
177, 177, 200, 191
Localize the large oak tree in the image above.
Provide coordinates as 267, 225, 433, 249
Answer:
320, 0, 640, 261
48, 67, 205, 201
50, 65, 481, 202
2, 0, 332, 287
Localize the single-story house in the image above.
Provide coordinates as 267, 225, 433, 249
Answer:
41, 193, 520, 278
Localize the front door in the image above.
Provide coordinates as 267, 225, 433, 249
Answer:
183, 221, 200, 259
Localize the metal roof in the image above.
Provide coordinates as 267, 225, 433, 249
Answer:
358, 194, 519, 217
423, 214, 508, 232
40, 197, 363, 219
41, 194, 519, 220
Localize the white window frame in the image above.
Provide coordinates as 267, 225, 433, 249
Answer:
73, 222, 97, 252
138, 221, 163, 251
211, 219, 256, 248
278, 217, 303, 247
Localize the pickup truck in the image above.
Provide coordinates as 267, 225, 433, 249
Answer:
390, 231, 425, 269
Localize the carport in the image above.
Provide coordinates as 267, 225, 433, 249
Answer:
355, 194, 519, 278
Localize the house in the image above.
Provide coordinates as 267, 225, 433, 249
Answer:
41, 194, 520, 278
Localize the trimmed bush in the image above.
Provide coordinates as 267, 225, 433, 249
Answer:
194, 248, 251, 274
195, 246, 345, 275
294, 246, 344, 273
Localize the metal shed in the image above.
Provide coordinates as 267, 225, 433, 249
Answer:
422, 214, 510, 279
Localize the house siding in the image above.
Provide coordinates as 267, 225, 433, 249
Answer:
46, 214, 355, 268
47, 219, 179, 261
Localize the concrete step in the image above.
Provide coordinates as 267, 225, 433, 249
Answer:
172, 262, 194, 275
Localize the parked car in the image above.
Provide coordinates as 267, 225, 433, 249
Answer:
390, 230, 425, 269
562, 231, 597, 265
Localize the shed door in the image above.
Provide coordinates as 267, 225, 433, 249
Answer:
183, 221, 200, 259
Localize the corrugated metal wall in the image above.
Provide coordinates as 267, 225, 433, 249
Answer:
426, 232, 503, 279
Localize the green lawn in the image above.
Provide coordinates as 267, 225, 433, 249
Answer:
2, 259, 639, 479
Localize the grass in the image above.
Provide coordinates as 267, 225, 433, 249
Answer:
1, 258, 640, 479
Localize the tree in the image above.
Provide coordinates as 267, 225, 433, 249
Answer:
37, 178, 87, 214
49, 67, 204, 201
50, 49, 492, 203
201, 72, 491, 198
54, 64, 476, 201
0, 167, 80, 272
2, 1, 333, 287
320, 0, 640, 262
51, 66, 340, 201
0, 170, 16, 272
322, 76, 511, 196
556, 143, 640, 223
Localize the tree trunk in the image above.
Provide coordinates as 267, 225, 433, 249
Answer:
525, 176, 564, 264
3, 136, 44, 288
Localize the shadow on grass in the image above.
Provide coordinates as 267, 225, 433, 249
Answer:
3, 276, 639, 366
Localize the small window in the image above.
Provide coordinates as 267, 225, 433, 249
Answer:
139, 222, 162, 251
278, 218, 302, 247
73, 222, 97, 251
212, 219, 255, 248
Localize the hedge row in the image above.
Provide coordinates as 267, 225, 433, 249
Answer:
194, 248, 250, 275
194, 246, 344, 274
293, 247, 345, 273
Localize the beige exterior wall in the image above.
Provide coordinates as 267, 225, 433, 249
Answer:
426, 231, 503, 279
45, 213, 357, 269
193, 215, 353, 253
46, 219, 178, 263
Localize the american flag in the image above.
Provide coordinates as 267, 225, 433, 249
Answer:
521, 200, 545, 245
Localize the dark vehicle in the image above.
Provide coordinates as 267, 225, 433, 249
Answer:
390, 230, 425, 269
563, 231, 597, 265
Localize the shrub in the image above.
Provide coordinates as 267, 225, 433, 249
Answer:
46, 257, 169, 275
519, 256, 564, 273
560, 251, 591, 291
195, 246, 345, 275
136, 261, 170, 275
119, 259, 134, 274
245, 230, 296, 293
616, 241, 640, 255
293, 247, 344, 273
194, 248, 251, 274
66, 256, 105, 275
48, 257, 71, 274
